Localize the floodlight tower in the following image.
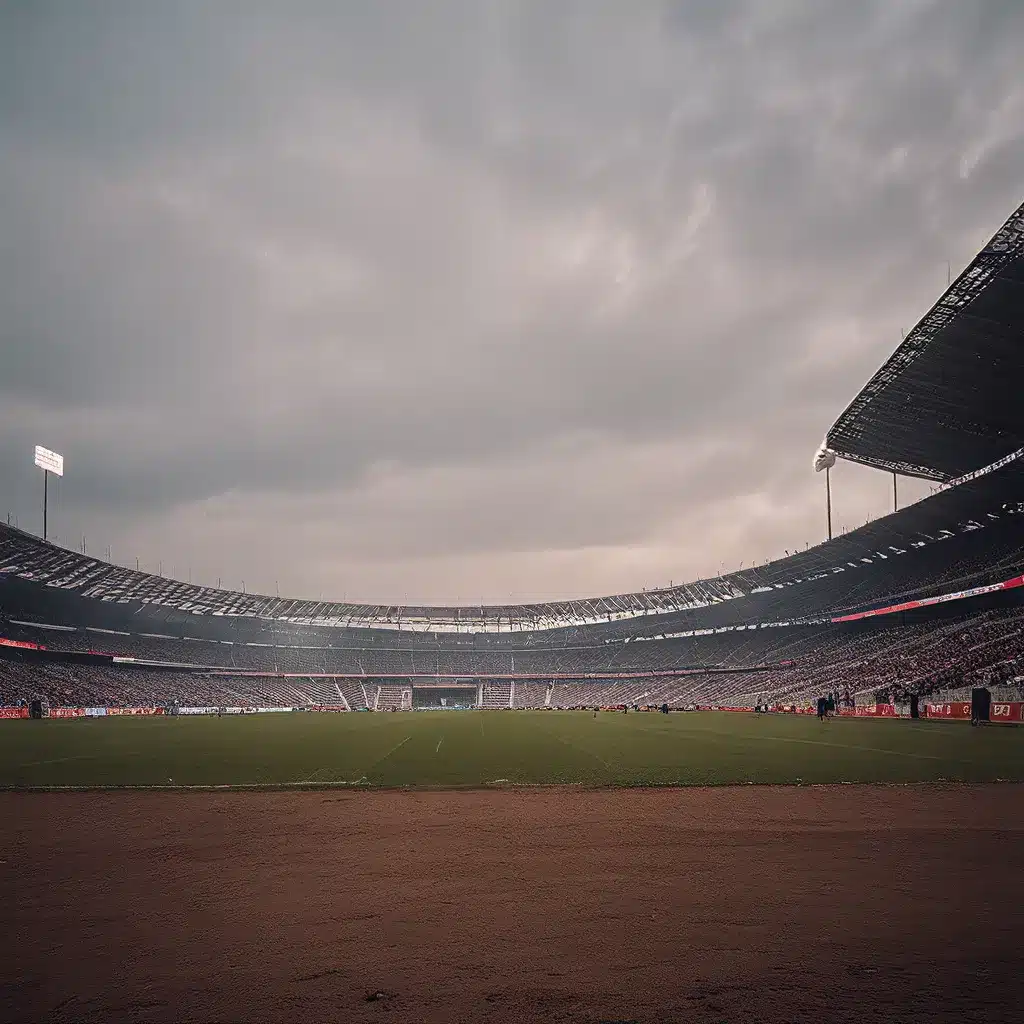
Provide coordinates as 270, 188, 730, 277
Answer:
33, 446, 64, 542
813, 442, 837, 542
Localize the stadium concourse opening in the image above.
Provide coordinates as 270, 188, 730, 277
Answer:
411, 684, 478, 709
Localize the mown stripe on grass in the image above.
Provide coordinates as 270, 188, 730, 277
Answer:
615, 717, 963, 762
734, 731, 956, 761
537, 725, 616, 772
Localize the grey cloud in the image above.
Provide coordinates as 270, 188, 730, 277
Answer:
0, 1, 1021, 602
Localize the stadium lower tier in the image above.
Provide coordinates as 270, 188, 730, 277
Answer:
3, 604, 1022, 710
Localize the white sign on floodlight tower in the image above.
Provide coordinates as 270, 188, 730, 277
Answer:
34, 446, 64, 542
813, 441, 837, 542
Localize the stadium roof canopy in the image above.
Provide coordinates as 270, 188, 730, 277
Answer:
825, 198, 1024, 482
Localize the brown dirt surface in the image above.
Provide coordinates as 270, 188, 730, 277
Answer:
1, 784, 1022, 1023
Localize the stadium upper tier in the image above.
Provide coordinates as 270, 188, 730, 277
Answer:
825, 198, 1024, 481
3, 453, 1024, 638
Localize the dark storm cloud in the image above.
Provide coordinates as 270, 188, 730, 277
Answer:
1, 0, 1021, 601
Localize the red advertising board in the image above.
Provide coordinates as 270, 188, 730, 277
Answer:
0, 707, 29, 719
105, 707, 164, 716
923, 701, 1024, 722
760, 705, 903, 717
832, 574, 1024, 624
924, 702, 974, 720
0, 637, 44, 650
48, 707, 85, 718
989, 702, 1024, 723
856, 704, 898, 717
837, 705, 895, 717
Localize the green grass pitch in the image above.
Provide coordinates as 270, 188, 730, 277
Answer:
2, 711, 1022, 789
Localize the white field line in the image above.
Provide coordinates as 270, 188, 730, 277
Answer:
436, 736, 444, 754
357, 734, 412, 780
19, 755, 102, 768
701, 729, 956, 761
727, 731, 953, 761
541, 727, 615, 771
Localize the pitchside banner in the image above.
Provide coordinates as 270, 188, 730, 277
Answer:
0, 707, 29, 719
729, 705, 904, 716
718, 705, 817, 714
175, 707, 251, 715
924, 702, 973, 720
925, 701, 1024, 722
991, 702, 1024, 722
42, 707, 165, 717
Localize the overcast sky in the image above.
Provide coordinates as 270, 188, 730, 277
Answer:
2, 1, 1022, 605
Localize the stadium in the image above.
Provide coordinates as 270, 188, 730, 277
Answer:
3, 198, 1024, 1020
4, 201, 1024, 752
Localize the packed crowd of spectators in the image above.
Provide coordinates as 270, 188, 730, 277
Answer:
729, 607, 1024, 707
0, 616, 891, 677
4, 601, 1021, 710
5, 527, 1024, 708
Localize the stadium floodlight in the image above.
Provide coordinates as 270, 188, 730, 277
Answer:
33, 446, 64, 542
813, 441, 836, 542
812, 443, 836, 474
34, 445, 64, 477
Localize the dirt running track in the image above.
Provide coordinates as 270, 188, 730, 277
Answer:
1, 785, 1022, 1024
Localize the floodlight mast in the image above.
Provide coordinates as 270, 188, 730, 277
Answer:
826, 465, 832, 542
33, 446, 64, 543
812, 442, 837, 543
